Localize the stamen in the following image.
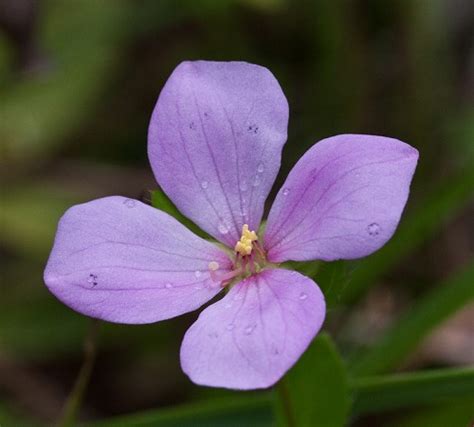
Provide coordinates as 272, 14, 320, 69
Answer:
253, 241, 266, 259
208, 261, 241, 285
234, 224, 258, 256
208, 261, 219, 271
248, 253, 256, 274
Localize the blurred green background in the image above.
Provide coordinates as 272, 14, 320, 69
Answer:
1, 0, 473, 426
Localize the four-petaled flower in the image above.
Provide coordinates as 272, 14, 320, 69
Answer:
44, 61, 418, 389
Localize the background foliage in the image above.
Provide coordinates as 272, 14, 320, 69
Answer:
1, 0, 473, 426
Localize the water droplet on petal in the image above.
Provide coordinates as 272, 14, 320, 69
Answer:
271, 344, 280, 355
194, 284, 203, 290
123, 199, 136, 208
226, 323, 235, 331
282, 188, 290, 196
257, 162, 265, 173
224, 302, 232, 309
218, 222, 229, 235
244, 324, 256, 335
299, 292, 308, 300
239, 181, 248, 191
200, 180, 208, 189
208, 331, 218, 339
233, 294, 243, 301
367, 222, 380, 236
252, 174, 261, 187
165, 283, 173, 289
194, 270, 202, 278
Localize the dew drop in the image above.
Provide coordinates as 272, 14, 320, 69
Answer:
244, 324, 256, 335
367, 222, 380, 236
87, 275, 94, 284
194, 284, 203, 290
165, 282, 173, 289
257, 162, 265, 173
194, 270, 202, 278
239, 181, 248, 191
233, 294, 243, 301
208, 331, 218, 339
252, 174, 261, 187
200, 180, 208, 189
282, 188, 290, 196
226, 323, 235, 331
224, 302, 233, 309
123, 199, 136, 208
271, 344, 280, 355
218, 222, 229, 235
299, 292, 308, 300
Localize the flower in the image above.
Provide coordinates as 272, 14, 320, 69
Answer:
44, 61, 418, 390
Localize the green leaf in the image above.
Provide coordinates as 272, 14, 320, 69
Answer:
350, 262, 474, 376
274, 333, 351, 427
315, 261, 356, 307
351, 367, 474, 416
82, 394, 273, 427
82, 366, 474, 426
150, 189, 209, 239
340, 167, 474, 304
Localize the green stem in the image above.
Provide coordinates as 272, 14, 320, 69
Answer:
276, 379, 295, 427
58, 319, 100, 427
351, 366, 474, 415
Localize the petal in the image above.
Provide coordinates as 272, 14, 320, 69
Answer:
44, 196, 232, 324
180, 269, 325, 389
264, 134, 419, 262
148, 61, 289, 247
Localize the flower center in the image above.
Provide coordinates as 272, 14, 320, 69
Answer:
208, 224, 267, 288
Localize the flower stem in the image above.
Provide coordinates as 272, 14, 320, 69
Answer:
276, 379, 295, 427
57, 319, 100, 427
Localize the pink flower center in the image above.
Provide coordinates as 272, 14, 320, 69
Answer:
209, 224, 267, 287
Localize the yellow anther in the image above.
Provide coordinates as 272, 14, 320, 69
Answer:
242, 224, 258, 242
234, 224, 258, 256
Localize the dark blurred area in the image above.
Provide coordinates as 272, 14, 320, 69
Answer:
1, 0, 473, 426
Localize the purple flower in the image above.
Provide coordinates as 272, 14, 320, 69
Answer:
44, 61, 418, 390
